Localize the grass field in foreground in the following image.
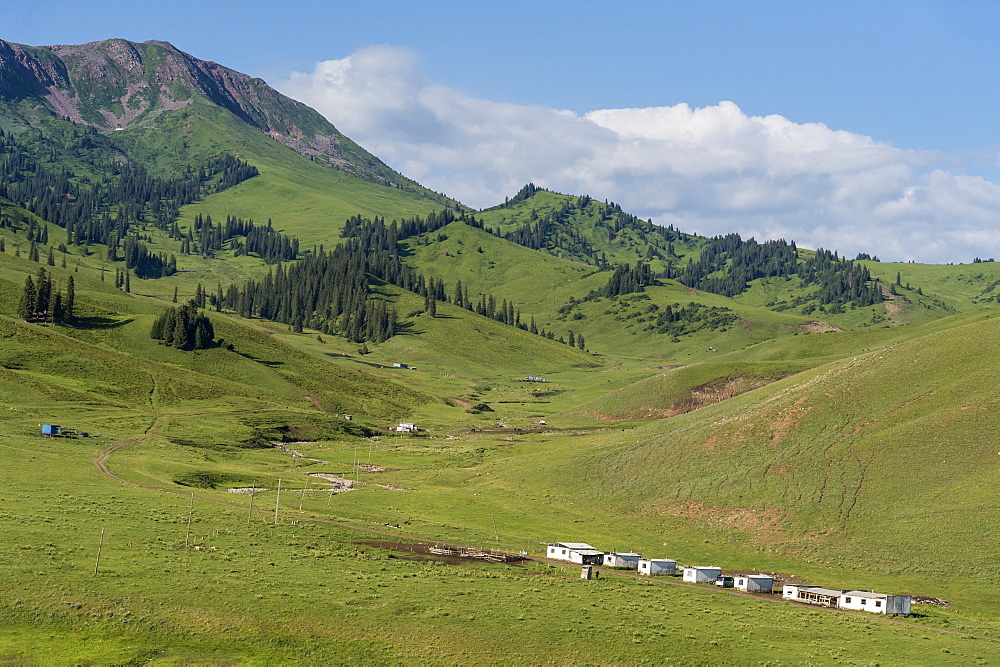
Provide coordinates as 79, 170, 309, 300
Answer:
0, 433, 996, 664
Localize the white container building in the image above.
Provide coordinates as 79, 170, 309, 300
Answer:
839, 591, 911, 615
734, 574, 774, 593
637, 558, 677, 576
546, 542, 605, 565
682, 566, 722, 583
603, 552, 642, 569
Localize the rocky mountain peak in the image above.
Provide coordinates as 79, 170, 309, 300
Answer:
0, 37, 413, 187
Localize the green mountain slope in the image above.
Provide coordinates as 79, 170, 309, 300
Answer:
0, 37, 420, 188
546, 312, 1000, 602
400, 218, 814, 359
0, 249, 433, 431
478, 184, 701, 271
0, 37, 457, 252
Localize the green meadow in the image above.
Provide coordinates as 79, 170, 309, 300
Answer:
0, 423, 996, 664
2, 232, 1000, 663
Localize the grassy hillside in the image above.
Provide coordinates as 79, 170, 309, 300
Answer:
547, 312, 1000, 607
401, 220, 812, 359
0, 249, 435, 430
477, 186, 702, 272
123, 103, 454, 246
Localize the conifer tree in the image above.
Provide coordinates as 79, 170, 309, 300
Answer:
34, 267, 50, 317
52, 292, 64, 324
65, 276, 75, 323
18, 276, 36, 321
194, 312, 215, 349
173, 304, 195, 350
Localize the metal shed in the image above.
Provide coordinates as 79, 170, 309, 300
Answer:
638, 558, 677, 576
682, 566, 722, 583
734, 574, 774, 593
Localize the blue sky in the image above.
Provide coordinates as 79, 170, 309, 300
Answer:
5, 1, 1000, 262
7, 0, 998, 153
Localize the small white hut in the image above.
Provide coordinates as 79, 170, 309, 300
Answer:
637, 558, 677, 576
546, 542, 605, 565
603, 552, 642, 569
734, 574, 774, 593
682, 566, 722, 583
839, 591, 911, 615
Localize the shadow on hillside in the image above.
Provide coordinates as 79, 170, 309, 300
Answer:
73, 316, 133, 330
233, 350, 283, 367
393, 321, 422, 336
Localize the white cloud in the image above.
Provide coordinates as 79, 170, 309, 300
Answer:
275, 46, 1000, 264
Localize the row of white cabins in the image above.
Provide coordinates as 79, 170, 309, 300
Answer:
545, 542, 910, 615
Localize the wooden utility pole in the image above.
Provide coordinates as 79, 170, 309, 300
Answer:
274, 478, 282, 524
185, 493, 194, 545
247, 482, 256, 527
93, 526, 105, 575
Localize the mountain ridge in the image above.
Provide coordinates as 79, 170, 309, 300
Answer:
0, 37, 422, 190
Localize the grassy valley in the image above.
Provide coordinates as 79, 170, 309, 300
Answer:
1, 37, 999, 663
